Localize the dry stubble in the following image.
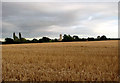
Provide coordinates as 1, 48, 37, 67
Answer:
2, 40, 119, 81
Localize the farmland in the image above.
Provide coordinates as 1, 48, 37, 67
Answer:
2, 40, 119, 81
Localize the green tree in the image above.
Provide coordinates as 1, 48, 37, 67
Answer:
97, 36, 101, 39
73, 35, 79, 41
32, 38, 38, 43
20, 38, 27, 43
100, 35, 107, 40
5, 38, 14, 44
63, 34, 73, 42
42, 37, 51, 42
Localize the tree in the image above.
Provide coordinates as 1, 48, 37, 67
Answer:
97, 36, 101, 39
51, 38, 58, 42
5, 38, 14, 44
20, 38, 27, 43
42, 37, 51, 42
73, 35, 79, 41
87, 37, 94, 41
19, 32, 22, 40
13, 32, 19, 41
100, 35, 107, 40
63, 34, 73, 42
62, 34, 67, 41
79, 38, 87, 41
54, 38, 58, 42
32, 38, 38, 43
26, 40, 31, 43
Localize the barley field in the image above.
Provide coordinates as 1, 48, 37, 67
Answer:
2, 40, 119, 81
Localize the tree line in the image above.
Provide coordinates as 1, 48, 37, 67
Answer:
2, 33, 120, 44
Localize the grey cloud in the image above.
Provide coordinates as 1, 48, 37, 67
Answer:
2, 2, 118, 39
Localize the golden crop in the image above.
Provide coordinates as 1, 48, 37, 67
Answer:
2, 40, 119, 81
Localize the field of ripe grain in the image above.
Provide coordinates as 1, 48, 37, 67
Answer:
2, 40, 119, 81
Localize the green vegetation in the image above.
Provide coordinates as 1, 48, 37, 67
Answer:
2, 32, 120, 44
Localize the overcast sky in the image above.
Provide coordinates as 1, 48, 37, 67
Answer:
2, 2, 118, 40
